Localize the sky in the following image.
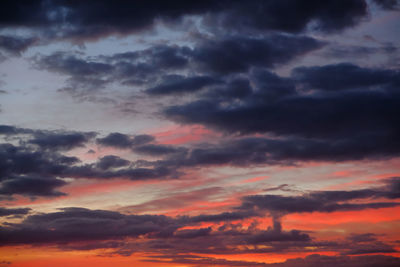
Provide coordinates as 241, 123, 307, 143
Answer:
0, 0, 400, 266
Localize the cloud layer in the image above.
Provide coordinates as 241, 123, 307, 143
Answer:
0, 1, 399, 266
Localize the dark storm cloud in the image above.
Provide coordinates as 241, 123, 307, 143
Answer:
0, 0, 371, 41
0, 176, 67, 198
96, 132, 132, 148
383, 176, 400, 199
65, 164, 176, 182
96, 155, 130, 170
96, 133, 155, 148
151, 63, 400, 167
240, 194, 399, 214
0, 35, 36, 55
29, 131, 96, 151
151, 133, 400, 169
247, 221, 311, 243
0, 125, 96, 151
0, 125, 18, 135
205, 0, 368, 34
0, 125, 33, 135
34, 33, 322, 99
164, 64, 400, 157
0, 130, 174, 197
0, 143, 80, 180
42, 0, 232, 39
7, 139, 176, 184
36, 52, 113, 77
0, 125, 21, 135
292, 63, 400, 91
240, 178, 400, 214
0, 0, 226, 39
0, 207, 30, 217
132, 144, 186, 156
9, 129, 399, 198
1, 123, 399, 199
190, 35, 324, 74
33, 52, 113, 95
33, 45, 190, 96
130, 135, 156, 146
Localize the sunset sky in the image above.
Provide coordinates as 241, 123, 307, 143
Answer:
1, 1, 400, 266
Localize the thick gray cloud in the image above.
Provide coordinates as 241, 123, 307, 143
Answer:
96, 133, 154, 149
133, 144, 186, 156
163, 64, 400, 164
0, 175, 67, 198
147, 134, 400, 171
0, 35, 36, 55
0, 125, 96, 151
0, 207, 30, 217
0, 206, 312, 252
165, 65, 400, 138
0, 207, 177, 245
292, 63, 400, 91
34, 33, 323, 99
189, 35, 324, 74
240, 177, 400, 214
0, 128, 174, 198
0, 0, 370, 41
2, 122, 400, 199
96, 155, 130, 170
29, 132, 96, 151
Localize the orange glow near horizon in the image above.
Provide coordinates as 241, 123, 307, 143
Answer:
0, 247, 176, 267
